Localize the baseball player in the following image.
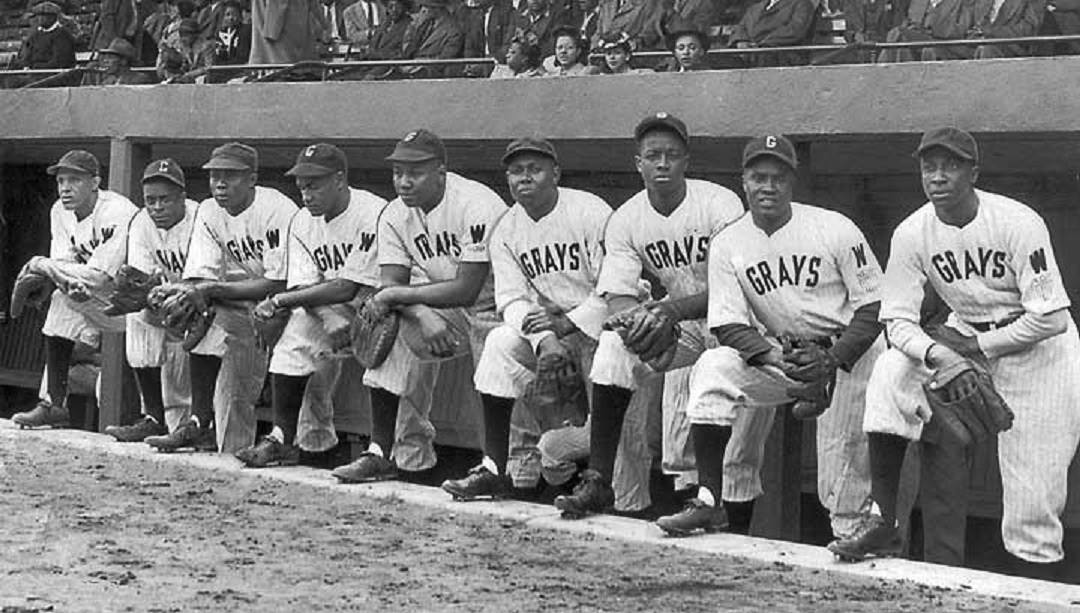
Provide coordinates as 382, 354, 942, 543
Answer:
232, 143, 387, 467
839, 127, 1080, 574
144, 142, 297, 454
12, 150, 137, 429
439, 137, 611, 499
553, 113, 774, 532
103, 159, 200, 442
330, 129, 508, 483
667, 134, 884, 540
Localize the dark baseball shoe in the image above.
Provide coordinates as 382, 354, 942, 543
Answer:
441, 466, 510, 501
12, 401, 70, 429
105, 416, 167, 442
827, 517, 902, 562
235, 436, 300, 468
331, 452, 398, 483
553, 469, 614, 519
144, 420, 216, 453
655, 499, 730, 536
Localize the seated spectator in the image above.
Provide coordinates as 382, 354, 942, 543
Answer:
157, 17, 216, 81
316, 0, 350, 43
877, 0, 974, 61
515, 0, 560, 53
80, 37, 156, 84
396, 0, 464, 77
659, 0, 716, 40
365, 0, 412, 57
16, 1, 77, 69
214, 0, 252, 64
970, 0, 1044, 58
461, 0, 517, 77
249, 0, 324, 64
145, 0, 176, 46
655, 23, 710, 70
92, 0, 154, 64
578, 0, 600, 46
597, 0, 665, 50
728, 0, 816, 66
198, 0, 228, 38
841, 0, 904, 62
597, 30, 650, 72
489, 36, 546, 75
543, 24, 600, 74
343, 0, 386, 48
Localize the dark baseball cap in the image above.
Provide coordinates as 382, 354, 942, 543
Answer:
385, 129, 446, 164
634, 112, 689, 145
502, 137, 558, 166
202, 142, 258, 171
742, 134, 798, 169
142, 158, 185, 188
47, 149, 100, 176
286, 143, 348, 177
914, 127, 979, 163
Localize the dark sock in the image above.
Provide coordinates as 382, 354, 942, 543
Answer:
868, 432, 908, 526
588, 384, 633, 482
369, 387, 399, 458
271, 374, 309, 445
691, 424, 732, 505
132, 367, 165, 424
481, 394, 514, 474
724, 500, 755, 535
45, 336, 74, 407
189, 354, 222, 429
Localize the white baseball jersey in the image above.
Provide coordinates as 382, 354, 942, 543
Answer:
708, 202, 883, 338
377, 172, 507, 311
49, 190, 138, 276
183, 186, 297, 282
127, 200, 201, 283
490, 187, 611, 335
596, 179, 743, 301
286, 187, 388, 289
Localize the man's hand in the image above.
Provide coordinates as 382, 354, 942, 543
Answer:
413, 307, 458, 358
926, 343, 969, 371
253, 296, 280, 321
750, 347, 787, 369
536, 334, 569, 360
522, 308, 576, 337
66, 282, 92, 302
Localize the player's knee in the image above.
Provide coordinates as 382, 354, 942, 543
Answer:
693, 346, 744, 375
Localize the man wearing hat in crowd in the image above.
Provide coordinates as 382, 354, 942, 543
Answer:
551, 113, 774, 531
727, 0, 816, 66
81, 37, 155, 85
103, 159, 202, 442
12, 151, 138, 429
329, 129, 507, 483
156, 16, 216, 82
16, 1, 76, 69
395, 0, 463, 78
231, 143, 388, 468
144, 143, 297, 454
838, 128, 1080, 579
664, 134, 884, 540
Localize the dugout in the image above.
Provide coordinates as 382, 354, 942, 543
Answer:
2, 57, 1080, 545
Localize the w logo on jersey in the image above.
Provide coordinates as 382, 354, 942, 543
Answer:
1030, 248, 1048, 274
469, 224, 486, 244
851, 243, 868, 268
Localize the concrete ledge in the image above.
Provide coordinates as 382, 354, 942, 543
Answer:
2, 419, 1077, 609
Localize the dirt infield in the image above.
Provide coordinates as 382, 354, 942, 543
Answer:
0, 434, 1062, 613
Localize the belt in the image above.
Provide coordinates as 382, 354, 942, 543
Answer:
967, 314, 1021, 332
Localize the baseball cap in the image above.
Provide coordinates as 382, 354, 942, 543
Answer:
33, 2, 62, 15
202, 142, 258, 171
634, 112, 689, 145
47, 149, 100, 176
913, 127, 979, 163
502, 137, 558, 166
286, 143, 348, 177
742, 134, 798, 169
142, 158, 185, 188
385, 129, 446, 164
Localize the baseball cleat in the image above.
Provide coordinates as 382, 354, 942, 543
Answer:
441, 466, 509, 501
553, 469, 614, 519
827, 517, 902, 562
235, 436, 300, 468
12, 401, 70, 429
655, 499, 730, 536
144, 420, 216, 453
105, 416, 167, 442
331, 452, 398, 483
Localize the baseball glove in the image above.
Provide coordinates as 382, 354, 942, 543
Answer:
9, 267, 54, 318
922, 360, 1014, 446
780, 339, 839, 420
350, 294, 400, 369
521, 351, 589, 430
103, 265, 162, 316
603, 303, 680, 370
147, 283, 215, 351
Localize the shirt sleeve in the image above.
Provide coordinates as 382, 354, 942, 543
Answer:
376, 204, 413, 268
831, 214, 884, 310
594, 211, 643, 297
459, 191, 507, 265
880, 219, 933, 360
706, 232, 756, 329
489, 217, 535, 316
86, 197, 137, 276
1008, 209, 1071, 315
183, 203, 226, 280
260, 197, 297, 281
126, 213, 159, 275
49, 203, 74, 261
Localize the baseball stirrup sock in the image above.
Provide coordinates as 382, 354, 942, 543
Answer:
589, 384, 633, 482
271, 374, 309, 445
691, 424, 732, 508
44, 335, 75, 407
132, 367, 165, 424
868, 432, 907, 526
188, 354, 222, 428
369, 388, 399, 458
481, 394, 514, 474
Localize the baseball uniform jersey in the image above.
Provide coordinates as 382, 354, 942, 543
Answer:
127, 200, 202, 283
285, 187, 388, 289
49, 189, 138, 277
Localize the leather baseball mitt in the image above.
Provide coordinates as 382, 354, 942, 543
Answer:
781, 338, 840, 419
602, 303, 680, 370
103, 265, 162, 316
922, 360, 1014, 446
9, 266, 54, 318
350, 294, 400, 369
521, 351, 588, 430
148, 283, 215, 351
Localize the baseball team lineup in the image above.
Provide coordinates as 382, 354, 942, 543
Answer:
7, 113, 1079, 574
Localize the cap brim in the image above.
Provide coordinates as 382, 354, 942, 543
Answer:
285, 162, 341, 177
501, 147, 557, 166
46, 163, 96, 176
635, 118, 688, 143
141, 173, 185, 187
202, 158, 252, 170
385, 151, 440, 163
743, 151, 797, 169
913, 143, 976, 161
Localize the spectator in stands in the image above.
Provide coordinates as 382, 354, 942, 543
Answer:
198, 0, 227, 38
728, 0, 816, 66
877, 0, 975, 61
395, 0, 464, 77
214, 0, 251, 63
659, 0, 715, 40
655, 22, 709, 70
461, 0, 517, 76
364, 0, 411, 57
317, 0, 350, 43
16, 1, 77, 69
597, 29, 649, 72
970, 0, 1044, 58
81, 37, 155, 84
93, 0, 153, 64
145, 0, 176, 45
249, 0, 323, 63
845, 0, 904, 45
543, 24, 599, 73
515, 0, 559, 53
578, 0, 601, 46
597, 0, 665, 50
157, 17, 215, 80
149, 0, 197, 47
489, 35, 546, 74
343, 0, 386, 47
1046, 0, 1080, 54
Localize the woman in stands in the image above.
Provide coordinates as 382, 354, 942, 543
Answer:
544, 25, 599, 76
490, 37, 546, 78
598, 31, 650, 74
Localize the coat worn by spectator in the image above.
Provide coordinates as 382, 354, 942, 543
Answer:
17, 2, 77, 69
157, 17, 216, 80
198, 0, 227, 37
597, 0, 665, 49
214, 0, 252, 63
343, 0, 387, 45
249, 0, 324, 63
365, 0, 412, 56
461, 0, 517, 74
728, 0, 816, 56
315, 0, 349, 41
878, 0, 977, 61
94, 0, 152, 63
970, 0, 1045, 57
513, 0, 562, 53
81, 37, 156, 84
845, 0, 906, 43
1046, 0, 1080, 52
399, 0, 464, 76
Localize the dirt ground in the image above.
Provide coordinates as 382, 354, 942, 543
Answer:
0, 435, 1065, 613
